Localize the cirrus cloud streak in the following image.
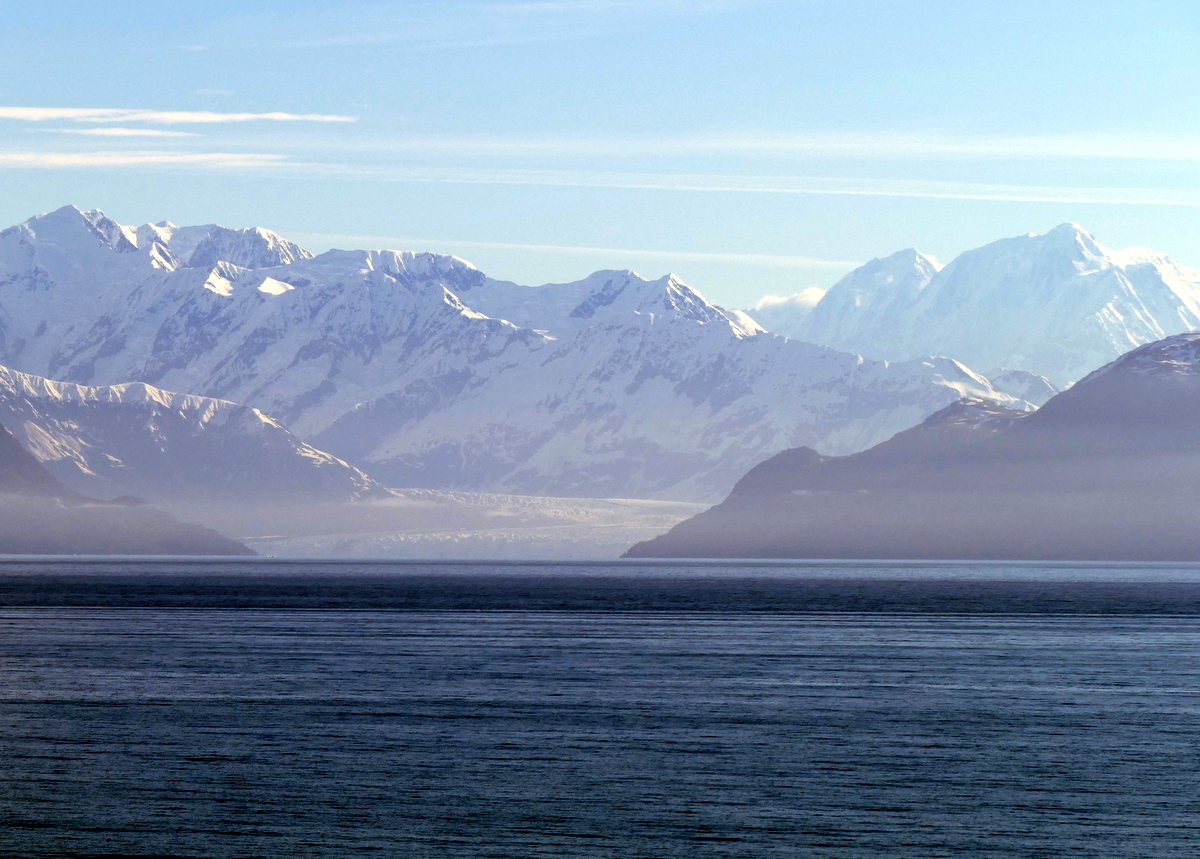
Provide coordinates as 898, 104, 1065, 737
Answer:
343, 131, 1200, 163
5, 149, 1200, 210
0, 107, 356, 124
0, 150, 288, 168
54, 127, 200, 138
321, 165, 1200, 208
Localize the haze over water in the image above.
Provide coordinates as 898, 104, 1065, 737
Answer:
3, 560, 1200, 857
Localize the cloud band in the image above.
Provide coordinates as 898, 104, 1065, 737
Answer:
0, 107, 356, 124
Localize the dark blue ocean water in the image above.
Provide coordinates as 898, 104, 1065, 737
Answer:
4, 560, 1200, 857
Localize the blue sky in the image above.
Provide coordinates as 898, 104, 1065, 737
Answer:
2, 0, 1199, 306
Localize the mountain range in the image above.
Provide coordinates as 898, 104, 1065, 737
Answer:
0, 206, 1026, 502
745, 224, 1200, 387
627, 333, 1200, 561
5, 205, 1199, 559
0, 364, 381, 505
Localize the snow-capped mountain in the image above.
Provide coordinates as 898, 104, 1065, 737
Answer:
0, 364, 382, 504
0, 205, 1025, 500
782, 224, 1200, 387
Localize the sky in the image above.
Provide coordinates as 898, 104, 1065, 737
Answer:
1, 0, 1199, 307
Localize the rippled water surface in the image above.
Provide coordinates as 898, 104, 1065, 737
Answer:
4, 562, 1200, 857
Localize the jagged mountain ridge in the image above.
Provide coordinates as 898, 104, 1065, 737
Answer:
0, 364, 383, 504
773, 224, 1200, 386
627, 333, 1200, 560
0, 205, 1026, 500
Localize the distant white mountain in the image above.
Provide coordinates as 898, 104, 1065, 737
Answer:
0, 363, 382, 504
782, 224, 1200, 386
0, 205, 1026, 500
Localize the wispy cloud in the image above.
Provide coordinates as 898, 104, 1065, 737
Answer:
6, 148, 1200, 210
54, 127, 200, 138
290, 231, 860, 270
348, 131, 1200, 162
291, 164, 1200, 208
0, 107, 355, 124
0, 150, 288, 169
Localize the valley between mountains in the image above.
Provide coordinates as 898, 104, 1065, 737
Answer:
1, 205, 1196, 557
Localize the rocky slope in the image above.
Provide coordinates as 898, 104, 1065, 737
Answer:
627, 334, 1200, 560
0, 206, 1025, 500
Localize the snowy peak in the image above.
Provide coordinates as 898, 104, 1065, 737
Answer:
7, 208, 314, 282
790, 247, 939, 349
464, 268, 757, 338
792, 224, 1200, 385
79, 207, 140, 254
942, 223, 1116, 287
17, 206, 132, 253
185, 225, 312, 270
842, 247, 941, 296
657, 273, 756, 331
567, 270, 732, 326
17, 209, 313, 273
1038, 222, 1111, 265
364, 250, 484, 289
15, 205, 138, 255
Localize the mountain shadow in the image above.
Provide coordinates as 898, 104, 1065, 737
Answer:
626, 333, 1200, 562
0, 420, 252, 555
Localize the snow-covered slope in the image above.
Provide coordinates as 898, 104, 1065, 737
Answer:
0, 206, 1025, 500
0, 364, 382, 503
790, 225, 1200, 386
